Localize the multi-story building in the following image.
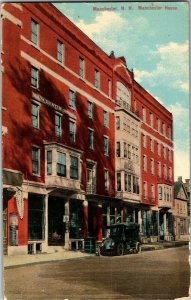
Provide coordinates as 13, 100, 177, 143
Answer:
134, 82, 174, 241
2, 3, 174, 256
174, 177, 189, 240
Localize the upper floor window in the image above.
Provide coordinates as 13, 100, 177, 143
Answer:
57, 152, 66, 177
88, 129, 94, 150
69, 120, 76, 144
151, 158, 155, 175
143, 155, 147, 172
69, 90, 76, 110
158, 186, 163, 200
80, 57, 85, 78
150, 138, 154, 152
143, 181, 147, 199
143, 134, 147, 148
108, 80, 111, 98
70, 156, 79, 180
128, 144, 131, 159
157, 118, 161, 132
104, 169, 110, 191
150, 113, 154, 127
124, 142, 127, 158
88, 101, 93, 119
95, 69, 100, 89
158, 143, 161, 156
104, 136, 109, 156
31, 66, 39, 88
57, 41, 64, 63
116, 116, 120, 130
163, 164, 167, 179
55, 114, 62, 138
117, 173, 121, 191
31, 19, 38, 45
104, 111, 109, 128
169, 150, 172, 162
162, 123, 166, 136
47, 150, 52, 175
157, 162, 161, 177
32, 102, 39, 128
116, 142, 120, 157
32, 147, 40, 175
169, 167, 172, 180
163, 147, 167, 159
151, 184, 155, 200
142, 107, 146, 122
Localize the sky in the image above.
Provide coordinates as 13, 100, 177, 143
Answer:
54, 2, 190, 181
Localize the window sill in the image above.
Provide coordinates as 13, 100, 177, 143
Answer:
31, 43, 40, 51
79, 77, 86, 83
32, 174, 41, 178
31, 86, 40, 91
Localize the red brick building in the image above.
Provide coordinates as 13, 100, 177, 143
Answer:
2, 3, 174, 255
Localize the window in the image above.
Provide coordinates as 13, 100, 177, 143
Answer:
158, 186, 163, 200
169, 167, 172, 180
104, 111, 109, 128
124, 142, 127, 158
31, 19, 38, 45
31, 66, 39, 88
136, 148, 139, 163
32, 102, 39, 128
157, 162, 161, 177
28, 194, 44, 241
47, 150, 52, 175
69, 120, 76, 143
150, 138, 154, 152
55, 114, 62, 137
88, 101, 93, 119
151, 158, 155, 175
134, 99, 137, 111
133, 176, 136, 193
124, 173, 128, 191
158, 143, 161, 156
108, 80, 111, 97
143, 182, 147, 199
95, 69, 100, 89
80, 57, 85, 78
104, 136, 109, 156
117, 173, 121, 191
57, 152, 66, 177
116, 116, 120, 130
143, 155, 147, 172
70, 156, 78, 179
163, 164, 167, 179
163, 147, 166, 159
157, 118, 161, 132
88, 129, 94, 150
116, 142, 120, 157
151, 185, 155, 201
132, 146, 135, 161
128, 144, 131, 159
142, 107, 146, 122
32, 147, 40, 175
57, 41, 64, 63
128, 174, 131, 192
169, 150, 172, 162
143, 135, 147, 148
150, 113, 154, 127
104, 169, 110, 191
69, 90, 76, 110
162, 123, 166, 135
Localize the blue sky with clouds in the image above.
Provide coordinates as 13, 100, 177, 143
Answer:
54, 2, 190, 181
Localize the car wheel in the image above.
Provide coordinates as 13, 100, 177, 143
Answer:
117, 243, 124, 256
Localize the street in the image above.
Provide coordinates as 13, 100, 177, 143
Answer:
4, 246, 189, 300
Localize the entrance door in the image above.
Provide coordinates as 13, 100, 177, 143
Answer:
48, 197, 65, 246
159, 214, 164, 240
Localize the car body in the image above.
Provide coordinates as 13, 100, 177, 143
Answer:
100, 223, 141, 256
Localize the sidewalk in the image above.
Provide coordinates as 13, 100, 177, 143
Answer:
4, 240, 189, 268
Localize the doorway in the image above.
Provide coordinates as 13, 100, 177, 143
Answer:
48, 197, 65, 246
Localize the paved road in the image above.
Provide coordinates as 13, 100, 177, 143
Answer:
4, 246, 189, 300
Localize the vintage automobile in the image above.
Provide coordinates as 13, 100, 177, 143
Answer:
99, 223, 142, 256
